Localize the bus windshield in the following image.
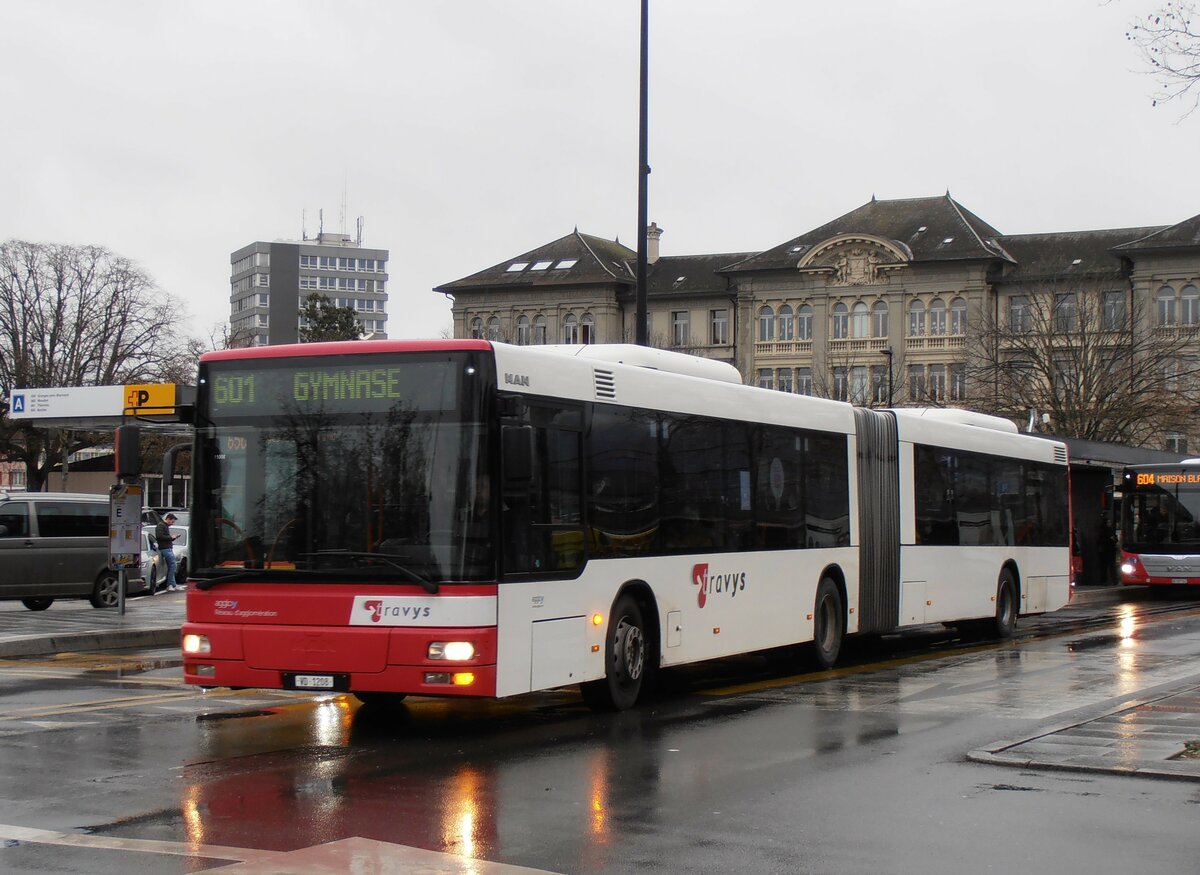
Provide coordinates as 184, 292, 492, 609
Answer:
192, 352, 494, 583
1122, 468, 1200, 553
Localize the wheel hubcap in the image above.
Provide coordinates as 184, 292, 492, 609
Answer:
614, 617, 644, 682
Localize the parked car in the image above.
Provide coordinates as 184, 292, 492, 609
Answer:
140, 529, 163, 594
171, 524, 190, 581
0, 492, 149, 610
144, 507, 190, 527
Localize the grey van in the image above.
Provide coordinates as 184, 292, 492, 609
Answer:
0, 492, 149, 610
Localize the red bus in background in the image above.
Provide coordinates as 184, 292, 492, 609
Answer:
1118, 461, 1200, 586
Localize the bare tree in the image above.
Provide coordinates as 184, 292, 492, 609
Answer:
964, 277, 1200, 444
806, 343, 911, 408
1128, 1, 1200, 115
0, 240, 186, 491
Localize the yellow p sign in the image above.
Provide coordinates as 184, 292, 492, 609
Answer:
123, 383, 175, 413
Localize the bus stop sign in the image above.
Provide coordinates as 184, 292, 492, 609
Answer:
109, 484, 143, 569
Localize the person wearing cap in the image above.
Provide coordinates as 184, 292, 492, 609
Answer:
154, 512, 180, 592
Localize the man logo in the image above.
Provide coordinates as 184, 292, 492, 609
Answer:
504, 373, 530, 387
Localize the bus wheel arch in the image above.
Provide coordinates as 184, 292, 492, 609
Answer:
812, 566, 847, 670
580, 581, 659, 712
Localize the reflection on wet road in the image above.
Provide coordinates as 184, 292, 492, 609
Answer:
1, 595, 1199, 873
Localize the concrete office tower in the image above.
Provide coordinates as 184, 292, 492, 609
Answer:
229, 230, 389, 347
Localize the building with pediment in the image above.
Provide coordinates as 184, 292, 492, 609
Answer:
434, 194, 1200, 452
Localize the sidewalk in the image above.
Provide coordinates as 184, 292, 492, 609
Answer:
0, 584, 1197, 782
0, 590, 183, 658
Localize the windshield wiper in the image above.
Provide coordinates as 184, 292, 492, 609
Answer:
194, 570, 265, 591
300, 551, 439, 594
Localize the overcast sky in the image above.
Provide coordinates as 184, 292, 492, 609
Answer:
2, 0, 1196, 344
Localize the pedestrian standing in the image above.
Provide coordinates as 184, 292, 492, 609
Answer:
155, 513, 180, 592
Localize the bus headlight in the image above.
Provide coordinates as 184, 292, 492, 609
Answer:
182, 634, 211, 655
428, 641, 476, 661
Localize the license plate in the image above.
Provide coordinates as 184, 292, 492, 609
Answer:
1173, 578, 1189, 585
293, 674, 335, 689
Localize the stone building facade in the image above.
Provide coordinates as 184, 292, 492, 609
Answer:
434, 195, 1200, 451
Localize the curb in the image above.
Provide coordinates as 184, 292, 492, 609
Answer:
0, 628, 180, 659
967, 675, 1200, 783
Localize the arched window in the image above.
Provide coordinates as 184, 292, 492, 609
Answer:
486, 316, 501, 341
563, 313, 579, 344
533, 315, 547, 344
758, 305, 775, 342
929, 299, 946, 336
950, 297, 967, 335
516, 315, 531, 345
832, 302, 849, 339
872, 301, 889, 338
797, 304, 813, 341
1158, 285, 1177, 326
777, 304, 794, 341
581, 312, 595, 344
908, 300, 925, 337
1181, 285, 1199, 326
851, 302, 869, 338
469, 316, 484, 339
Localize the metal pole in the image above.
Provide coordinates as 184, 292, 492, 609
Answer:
635, 0, 650, 346
882, 346, 894, 407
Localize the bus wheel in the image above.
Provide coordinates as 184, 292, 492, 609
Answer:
581, 594, 651, 712
812, 577, 845, 670
988, 570, 1019, 639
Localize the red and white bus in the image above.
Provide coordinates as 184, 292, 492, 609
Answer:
1117, 461, 1200, 587
181, 339, 1071, 711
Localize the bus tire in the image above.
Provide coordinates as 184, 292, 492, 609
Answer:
581, 593, 651, 712
812, 577, 845, 670
987, 569, 1019, 639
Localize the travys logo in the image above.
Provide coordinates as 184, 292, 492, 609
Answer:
359, 598, 432, 623
691, 563, 747, 608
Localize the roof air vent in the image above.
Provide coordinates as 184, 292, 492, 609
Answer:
594, 368, 616, 400
1054, 446, 1068, 464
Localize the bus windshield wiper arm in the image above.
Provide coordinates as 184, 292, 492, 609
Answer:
301, 551, 439, 594
194, 571, 262, 591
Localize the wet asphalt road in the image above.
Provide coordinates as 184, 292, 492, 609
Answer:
1, 591, 1199, 874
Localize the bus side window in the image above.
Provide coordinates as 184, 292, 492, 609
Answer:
503, 403, 583, 574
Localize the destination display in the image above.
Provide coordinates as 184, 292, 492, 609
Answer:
205, 358, 462, 417
1135, 471, 1200, 487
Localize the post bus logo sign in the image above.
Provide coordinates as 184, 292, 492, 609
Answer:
692, 563, 748, 608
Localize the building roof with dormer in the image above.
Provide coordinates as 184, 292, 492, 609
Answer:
434, 230, 636, 294
724, 194, 1012, 273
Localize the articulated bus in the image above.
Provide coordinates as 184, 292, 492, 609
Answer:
181, 339, 1071, 711
1118, 461, 1200, 587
